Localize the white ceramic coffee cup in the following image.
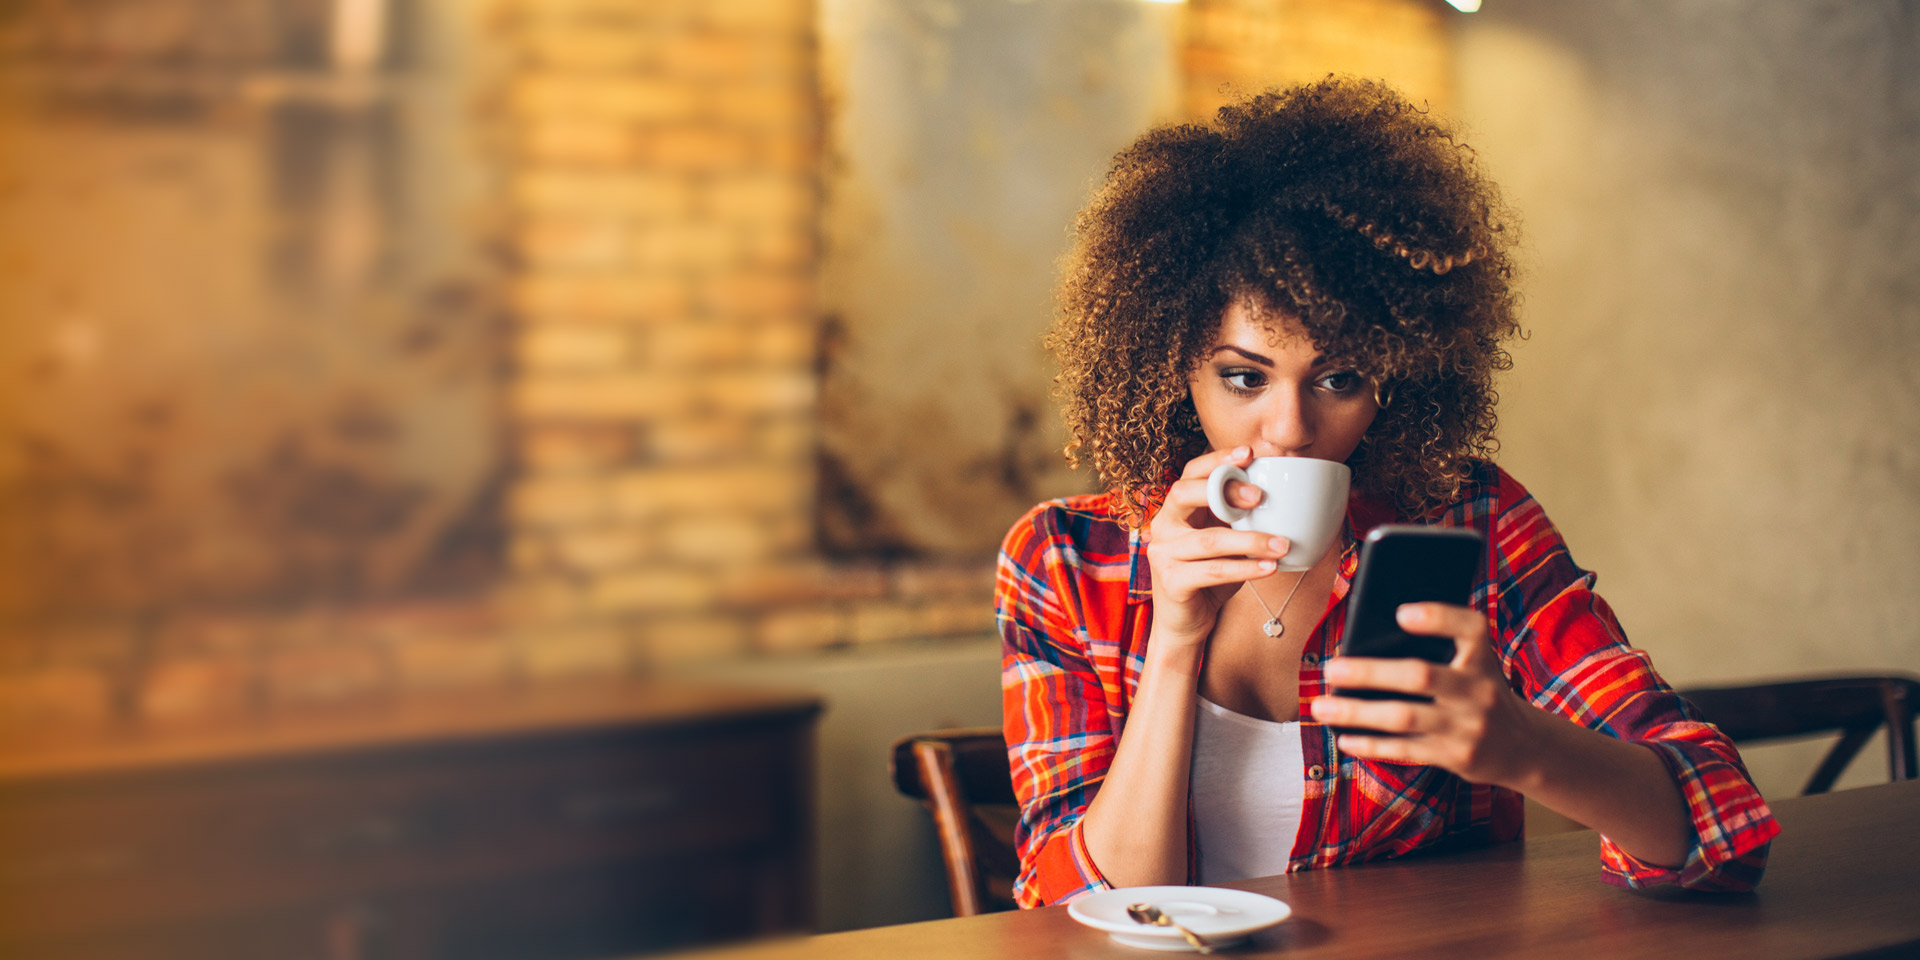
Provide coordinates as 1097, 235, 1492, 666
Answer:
1205, 457, 1351, 571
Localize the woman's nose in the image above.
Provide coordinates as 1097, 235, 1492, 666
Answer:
1260, 388, 1315, 456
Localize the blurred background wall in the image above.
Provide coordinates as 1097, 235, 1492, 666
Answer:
0, 0, 1915, 947
1453, 0, 1920, 799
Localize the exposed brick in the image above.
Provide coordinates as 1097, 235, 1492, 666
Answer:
516, 218, 631, 269
753, 413, 815, 462
514, 373, 689, 421
890, 562, 998, 601
522, 118, 640, 165
700, 0, 815, 35
515, 173, 694, 219
552, 525, 657, 573
509, 474, 614, 526
39, 623, 139, 671
510, 75, 701, 122
519, 623, 631, 680
699, 368, 816, 415
138, 657, 257, 721
646, 321, 756, 367
611, 464, 808, 519
739, 227, 814, 267
511, 274, 688, 323
497, 576, 588, 622
706, 173, 814, 227
696, 270, 812, 319
750, 320, 816, 366
510, 533, 555, 574
394, 634, 515, 690
522, 24, 661, 71
709, 83, 816, 128
644, 126, 758, 171
756, 605, 847, 652
518, 323, 632, 371
647, 415, 756, 464
643, 614, 751, 664
849, 601, 926, 645
719, 560, 888, 607
631, 222, 740, 269
153, 614, 272, 659
589, 567, 721, 614
661, 514, 777, 564
517, 423, 638, 472
919, 598, 997, 637
265, 642, 391, 706
0, 668, 115, 725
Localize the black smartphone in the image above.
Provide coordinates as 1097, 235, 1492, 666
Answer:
1332, 525, 1486, 711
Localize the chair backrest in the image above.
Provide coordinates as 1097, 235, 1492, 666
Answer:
889, 728, 1020, 917
1679, 675, 1919, 795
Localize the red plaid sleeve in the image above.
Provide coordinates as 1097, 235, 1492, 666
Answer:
997, 500, 1121, 907
1488, 473, 1779, 891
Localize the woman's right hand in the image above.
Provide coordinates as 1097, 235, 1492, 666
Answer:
1144, 445, 1294, 647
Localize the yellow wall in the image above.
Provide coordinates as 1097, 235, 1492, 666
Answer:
1454, 3, 1920, 797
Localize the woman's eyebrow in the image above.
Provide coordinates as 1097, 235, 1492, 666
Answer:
1210, 345, 1274, 365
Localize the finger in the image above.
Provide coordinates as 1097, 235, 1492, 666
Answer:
1309, 695, 1436, 735
1334, 732, 1426, 766
1323, 656, 1441, 696
1178, 445, 1255, 481
1227, 479, 1265, 509
1395, 602, 1487, 640
1163, 557, 1279, 594
1156, 528, 1291, 563
1395, 603, 1498, 675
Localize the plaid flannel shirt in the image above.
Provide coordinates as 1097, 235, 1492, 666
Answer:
997, 462, 1778, 907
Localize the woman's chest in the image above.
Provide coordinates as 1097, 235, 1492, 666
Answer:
1195, 575, 1339, 723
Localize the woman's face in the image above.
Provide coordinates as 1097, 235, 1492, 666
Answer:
1188, 299, 1380, 462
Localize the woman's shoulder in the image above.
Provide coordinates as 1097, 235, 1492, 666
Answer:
1426, 460, 1547, 531
1003, 492, 1134, 561
999, 492, 1140, 600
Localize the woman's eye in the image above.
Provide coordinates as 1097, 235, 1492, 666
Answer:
1317, 372, 1362, 394
1222, 369, 1266, 392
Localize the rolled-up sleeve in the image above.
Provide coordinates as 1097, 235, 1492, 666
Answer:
998, 504, 1117, 907
1491, 488, 1779, 892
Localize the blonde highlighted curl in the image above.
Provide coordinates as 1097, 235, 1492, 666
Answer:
1048, 78, 1523, 527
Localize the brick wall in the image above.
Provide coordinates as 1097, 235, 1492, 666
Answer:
1185, 0, 1451, 120
0, 0, 1455, 729
494, 0, 998, 675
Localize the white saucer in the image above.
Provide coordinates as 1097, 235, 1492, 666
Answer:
1068, 885, 1292, 952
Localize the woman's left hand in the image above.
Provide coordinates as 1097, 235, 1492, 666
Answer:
1308, 602, 1542, 788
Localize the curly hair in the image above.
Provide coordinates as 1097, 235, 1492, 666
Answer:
1049, 77, 1522, 527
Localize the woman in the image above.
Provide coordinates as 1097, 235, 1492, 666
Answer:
997, 78, 1777, 907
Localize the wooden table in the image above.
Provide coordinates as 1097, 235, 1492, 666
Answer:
708, 779, 1920, 960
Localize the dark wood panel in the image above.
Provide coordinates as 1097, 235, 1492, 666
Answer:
0, 680, 820, 960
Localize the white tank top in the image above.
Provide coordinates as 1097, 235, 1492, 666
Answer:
1190, 696, 1305, 884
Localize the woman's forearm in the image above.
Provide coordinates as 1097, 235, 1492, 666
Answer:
1077, 630, 1205, 888
1506, 707, 1694, 868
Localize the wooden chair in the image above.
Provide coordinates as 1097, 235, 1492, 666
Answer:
889, 728, 1022, 917
1679, 674, 1919, 795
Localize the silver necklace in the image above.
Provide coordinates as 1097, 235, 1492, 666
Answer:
1245, 571, 1309, 638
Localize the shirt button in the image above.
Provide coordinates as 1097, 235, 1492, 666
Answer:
1307, 764, 1326, 780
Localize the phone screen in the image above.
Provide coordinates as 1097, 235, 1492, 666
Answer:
1334, 525, 1486, 705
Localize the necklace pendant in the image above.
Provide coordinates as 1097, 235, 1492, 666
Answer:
1262, 617, 1285, 638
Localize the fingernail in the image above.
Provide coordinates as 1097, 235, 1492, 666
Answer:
1396, 604, 1426, 627
1323, 658, 1349, 681
1268, 536, 1288, 553
1233, 446, 1251, 459
1257, 559, 1277, 571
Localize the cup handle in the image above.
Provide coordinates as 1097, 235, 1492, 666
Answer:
1206, 463, 1252, 524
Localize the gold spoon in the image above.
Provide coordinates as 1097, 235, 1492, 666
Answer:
1125, 902, 1213, 954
